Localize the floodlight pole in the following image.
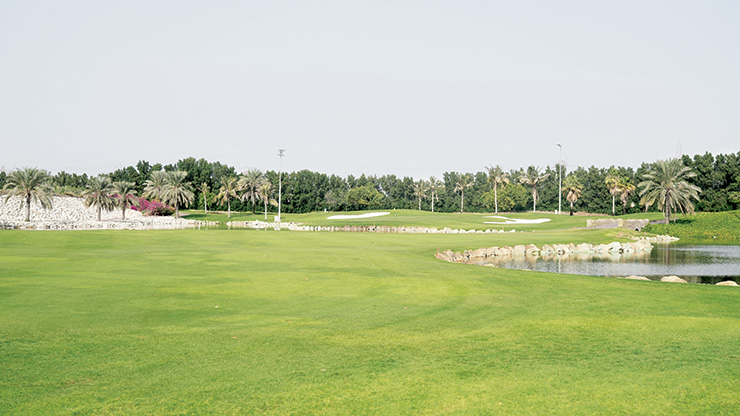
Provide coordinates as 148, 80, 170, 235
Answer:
277, 149, 285, 223
557, 143, 562, 215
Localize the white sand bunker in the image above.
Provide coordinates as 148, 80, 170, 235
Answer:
483, 215, 551, 225
327, 212, 391, 220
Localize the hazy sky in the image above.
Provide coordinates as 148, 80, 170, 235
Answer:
1, 1, 739, 179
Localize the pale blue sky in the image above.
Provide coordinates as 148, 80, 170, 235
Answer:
1, 1, 738, 178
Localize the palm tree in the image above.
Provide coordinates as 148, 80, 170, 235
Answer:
238, 169, 264, 214
638, 158, 701, 224
563, 176, 582, 216
83, 176, 116, 221
112, 181, 139, 220
454, 173, 474, 213
605, 172, 621, 216
143, 170, 169, 201
519, 166, 550, 212
412, 180, 428, 211
428, 176, 441, 213
162, 171, 194, 218
486, 165, 510, 214
618, 179, 636, 215
216, 176, 239, 218
198, 182, 210, 214
258, 180, 274, 220
2, 167, 53, 221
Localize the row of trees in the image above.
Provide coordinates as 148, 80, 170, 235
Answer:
2, 151, 738, 222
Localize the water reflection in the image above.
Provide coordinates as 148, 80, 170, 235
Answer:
471, 245, 740, 284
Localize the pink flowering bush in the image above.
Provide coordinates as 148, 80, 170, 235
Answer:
131, 197, 175, 216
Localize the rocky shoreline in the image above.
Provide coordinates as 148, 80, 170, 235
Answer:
435, 240, 655, 263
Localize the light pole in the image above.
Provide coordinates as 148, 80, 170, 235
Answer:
277, 148, 285, 223
557, 143, 562, 215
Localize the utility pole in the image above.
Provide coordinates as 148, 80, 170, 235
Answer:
557, 143, 562, 215
277, 149, 285, 222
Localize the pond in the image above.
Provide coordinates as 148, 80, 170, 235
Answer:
471, 245, 740, 284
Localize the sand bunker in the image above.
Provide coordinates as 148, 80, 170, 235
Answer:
327, 212, 391, 220
483, 215, 551, 225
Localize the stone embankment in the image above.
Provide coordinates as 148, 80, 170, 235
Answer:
634, 234, 679, 243
435, 240, 654, 263
228, 221, 517, 234
0, 196, 203, 230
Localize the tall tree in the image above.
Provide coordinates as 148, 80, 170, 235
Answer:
3, 167, 54, 222
486, 165, 510, 214
162, 171, 194, 218
563, 176, 582, 216
143, 170, 169, 201
83, 176, 116, 221
238, 169, 264, 214
112, 181, 139, 220
639, 158, 702, 224
198, 182, 210, 214
428, 176, 441, 213
519, 166, 550, 212
454, 173, 474, 213
259, 180, 274, 220
216, 176, 239, 218
605, 172, 621, 216
412, 180, 428, 211
618, 179, 636, 215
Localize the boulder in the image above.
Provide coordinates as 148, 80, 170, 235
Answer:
524, 244, 539, 255
594, 244, 609, 253
661, 275, 687, 283
512, 245, 526, 256
625, 275, 651, 281
575, 243, 593, 253
540, 244, 555, 255
716, 281, 739, 286
498, 246, 513, 256
607, 242, 622, 252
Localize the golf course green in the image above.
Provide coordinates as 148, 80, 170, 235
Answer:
2, 211, 739, 415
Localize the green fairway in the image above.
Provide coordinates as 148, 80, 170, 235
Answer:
2, 225, 739, 415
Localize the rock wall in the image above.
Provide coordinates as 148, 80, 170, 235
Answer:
0, 196, 200, 230
435, 240, 654, 263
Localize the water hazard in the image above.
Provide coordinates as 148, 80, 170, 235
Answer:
472, 245, 740, 284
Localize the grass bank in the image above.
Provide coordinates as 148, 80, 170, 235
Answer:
2, 227, 740, 415
644, 210, 740, 244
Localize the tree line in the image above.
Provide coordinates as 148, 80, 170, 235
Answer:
1, 151, 738, 220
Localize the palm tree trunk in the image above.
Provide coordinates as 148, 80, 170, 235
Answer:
418, 196, 421, 211
97, 205, 102, 221
570, 201, 574, 216
431, 194, 434, 212
175, 203, 179, 218
532, 189, 537, 212
204, 194, 208, 214
264, 201, 268, 220
228, 200, 231, 218
612, 195, 615, 216
25, 195, 31, 222
494, 184, 498, 214
122, 205, 126, 220
460, 192, 464, 213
